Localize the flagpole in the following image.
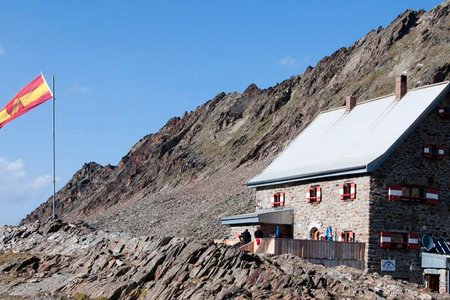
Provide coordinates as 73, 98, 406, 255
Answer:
52, 76, 56, 220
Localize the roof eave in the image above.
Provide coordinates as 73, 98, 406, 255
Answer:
220, 208, 295, 225
246, 165, 368, 188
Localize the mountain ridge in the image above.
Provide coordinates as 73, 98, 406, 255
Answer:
23, 2, 450, 239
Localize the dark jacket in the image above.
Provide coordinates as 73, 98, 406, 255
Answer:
254, 229, 264, 238
241, 230, 251, 244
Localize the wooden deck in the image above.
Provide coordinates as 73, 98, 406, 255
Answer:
241, 238, 366, 270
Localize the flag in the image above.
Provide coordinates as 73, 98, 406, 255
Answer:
0, 74, 53, 128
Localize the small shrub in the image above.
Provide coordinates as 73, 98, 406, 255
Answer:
139, 289, 148, 300
73, 293, 88, 300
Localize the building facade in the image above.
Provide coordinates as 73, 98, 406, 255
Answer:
222, 76, 450, 285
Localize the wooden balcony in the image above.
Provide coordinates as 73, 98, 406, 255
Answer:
239, 238, 366, 270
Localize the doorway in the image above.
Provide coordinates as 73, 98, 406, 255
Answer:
425, 274, 440, 292
310, 227, 319, 240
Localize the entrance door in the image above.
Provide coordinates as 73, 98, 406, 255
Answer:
426, 274, 440, 292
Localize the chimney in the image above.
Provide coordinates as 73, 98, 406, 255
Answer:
395, 74, 407, 100
346, 96, 357, 112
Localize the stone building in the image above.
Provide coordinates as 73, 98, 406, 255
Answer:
221, 76, 450, 287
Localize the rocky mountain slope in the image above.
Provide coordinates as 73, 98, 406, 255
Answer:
23, 1, 450, 239
0, 221, 446, 299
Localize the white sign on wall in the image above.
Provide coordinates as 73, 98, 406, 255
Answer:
381, 259, 396, 272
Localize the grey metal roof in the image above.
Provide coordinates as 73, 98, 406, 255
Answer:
248, 82, 450, 187
220, 207, 294, 225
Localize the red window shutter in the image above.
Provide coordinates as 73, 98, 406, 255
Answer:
280, 192, 285, 207
437, 146, 445, 158
425, 188, 439, 205
271, 194, 275, 207
380, 231, 391, 249
350, 183, 356, 199
339, 184, 344, 200
316, 186, 322, 202
423, 144, 432, 158
305, 187, 311, 202
407, 233, 420, 249
388, 185, 403, 201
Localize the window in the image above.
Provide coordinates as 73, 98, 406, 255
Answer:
310, 227, 319, 240
438, 106, 450, 119
437, 146, 445, 158
423, 144, 435, 158
423, 144, 445, 159
339, 182, 356, 200
343, 231, 355, 242
379, 231, 419, 250
271, 192, 285, 207
306, 185, 321, 203
390, 232, 408, 249
337, 230, 355, 242
388, 185, 439, 205
402, 186, 423, 201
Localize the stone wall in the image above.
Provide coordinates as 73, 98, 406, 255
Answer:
255, 175, 371, 253
438, 269, 448, 294
370, 95, 450, 283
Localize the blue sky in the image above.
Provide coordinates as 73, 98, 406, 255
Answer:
0, 0, 443, 225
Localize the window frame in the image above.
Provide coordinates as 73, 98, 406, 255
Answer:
340, 230, 355, 242
438, 106, 450, 119
379, 231, 419, 250
389, 232, 409, 250
339, 182, 356, 200
306, 185, 321, 203
388, 185, 439, 205
271, 192, 285, 207
423, 144, 445, 159
401, 185, 424, 202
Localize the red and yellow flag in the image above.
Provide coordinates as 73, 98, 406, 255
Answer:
0, 74, 53, 128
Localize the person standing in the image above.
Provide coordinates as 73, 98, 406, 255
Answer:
240, 229, 251, 244
254, 226, 264, 245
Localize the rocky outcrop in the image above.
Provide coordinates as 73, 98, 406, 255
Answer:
0, 222, 442, 299
24, 162, 115, 223
22, 2, 450, 239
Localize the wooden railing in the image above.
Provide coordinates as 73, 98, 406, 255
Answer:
242, 238, 366, 270
238, 241, 254, 253
272, 238, 365, 260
